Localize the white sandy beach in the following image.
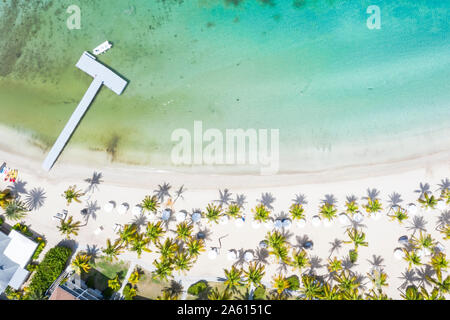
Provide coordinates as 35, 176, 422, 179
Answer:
0, 125, 449, 299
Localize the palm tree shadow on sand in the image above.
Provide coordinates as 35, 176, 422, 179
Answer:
7, 179, 28, 197
154, 182, 172, 202
84, 172, 103, 194
258, 193, 276, 210
24, 187, 46, 211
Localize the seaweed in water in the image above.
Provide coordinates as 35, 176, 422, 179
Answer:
106, 134, 120, 161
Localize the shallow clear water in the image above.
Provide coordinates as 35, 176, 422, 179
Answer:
0, 0, 449, 173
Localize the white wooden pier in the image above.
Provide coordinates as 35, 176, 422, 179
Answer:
42, 52, 127, 171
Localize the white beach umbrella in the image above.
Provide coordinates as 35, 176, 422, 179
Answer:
323, 219, 333, 228
339, 213, 350, 225
407, 203, 417, 215
227, 250, 237, 261
263, 220, 274, 230
235, 217, 245, 228
417, 248, 431, 259
117, 203, 128, 215
282, 219, 292, 229
176, 211, 187, 223
244, 251, 254, 263
103, 202, 114, 213
353, 212, 364, 223
191, 212, 202, 223
435, 243, 445, 253
208, 249, 218, 260
296, 218, 306, 228
162, 209, 171, 221
132, 205, 142, 216
370, 211, 381, 221
219, 215, 229, 225
252, 220, 261, 229
393, 248, 405, 260
311, 215, 321, 227
94, 226, 104, 235
436, 200, 446, 211
274, 219, 283, 229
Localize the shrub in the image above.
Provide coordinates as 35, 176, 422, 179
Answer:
0, 216, 4, 226
286, 275, 300, 291
31, 238, 47, 261
123, 284, 137, 300
187, 280, 208, 296
12, 223, 33, 237
253, 286, 266, 300
28, 246, 72, 294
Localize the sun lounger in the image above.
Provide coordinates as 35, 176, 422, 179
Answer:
52, 210, 68, 221
113, 223, 122, 233
0, 162, 6, 174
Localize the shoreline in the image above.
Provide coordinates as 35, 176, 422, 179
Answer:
1, 123, 450, 189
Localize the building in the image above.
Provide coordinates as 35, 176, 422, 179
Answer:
0, 229, 38, 295
49, 273, 103, 300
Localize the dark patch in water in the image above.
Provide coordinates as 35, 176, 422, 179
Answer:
292, 0, 307, 9
0, 1, 53, 77
258, 0, 276, 7
224, 0, 245, 7
106, 133, 121, 162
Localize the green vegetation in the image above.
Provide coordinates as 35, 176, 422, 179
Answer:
28, 246, 72, 295
62, 185, 84, 206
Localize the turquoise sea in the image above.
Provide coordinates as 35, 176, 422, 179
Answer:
0, 0, 449, 173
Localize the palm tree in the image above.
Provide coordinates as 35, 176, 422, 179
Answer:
252, 204, 271, 223
367, 269, 388, 291
108, 275, 121, 292
334, 271, 360, 295
345, 198, 359, 216
3, 200, 29, 221
365, 289, 390, 300
175, 222, 193, 243
420, 286, 444, 300
388, 206, 408, 224
327, 257, 342, 274
440, 188, 450, 205
363, 198, 383, 215
437, 223, 450, 240
403, 249, 422, 270
400, 285, 423, 300
272, 274, 290, 295
102, 239, 124, 262
344, 228, 368, 251
430, 252, 448, 281
0, 189, 13, 209
57, 216, 81, 239
186, 238, 205, 259
265, 231, 287, 250
156, 238, 178, 261
411, 232, 436, 251
62, 185, 84, 205
173, 252, 193, 274
71, 253, 92, 275
299, 274, 323, 300
119, 224, 138, 248
269, 244, 291, 266
225, 203, 242, 219
320, 283, 340, 300
243, 262, 265, 288
289, 203, 305, 220
223, 266, 243, 291
146, 221, 165, 244
157, 290, 180, 300
141, 195, 160, 214
418, 192, 438, 209
204, 203, 222, 224
208, 287, 232, 300
130, 233, 151, 258
152, 259, 174, 281
128, 270, 141, 286
319, 203, 337, 221
425, 275, 449, 295
292, 249, 310, 274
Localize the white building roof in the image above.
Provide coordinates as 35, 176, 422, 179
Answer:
3, 230, 38, 269
0, 230, 37, 294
